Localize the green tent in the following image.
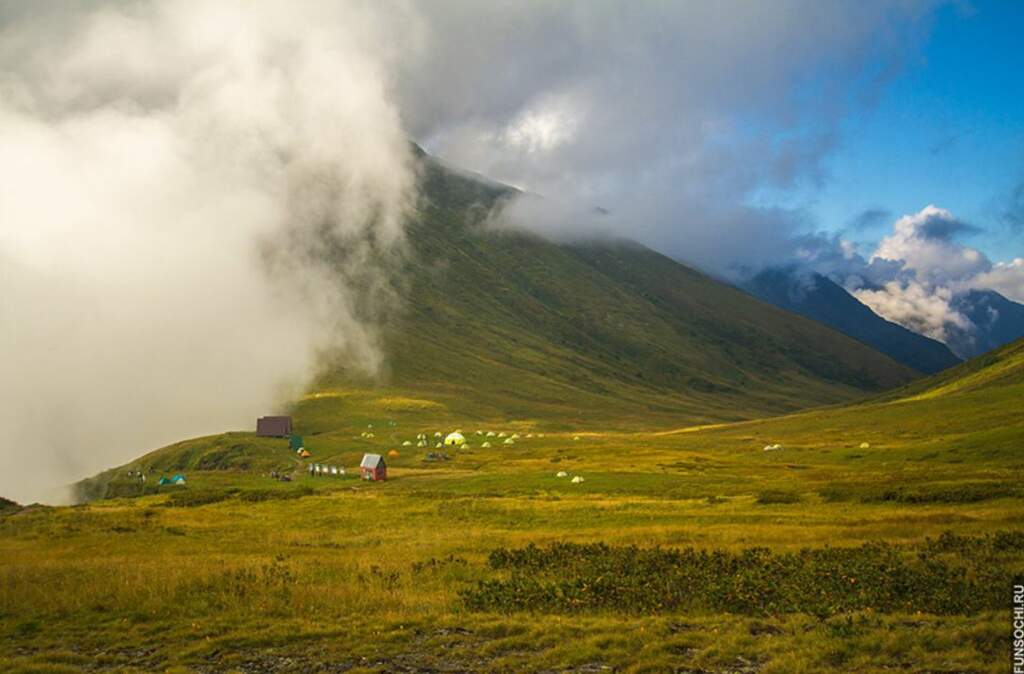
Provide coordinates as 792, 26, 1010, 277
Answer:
289, 435, 304, 450
158, 476, 172, 485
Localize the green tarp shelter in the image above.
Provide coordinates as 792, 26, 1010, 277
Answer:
289, 435, 304, 450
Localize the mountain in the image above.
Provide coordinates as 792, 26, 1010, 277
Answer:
73, 151, 926, 501
946, 289, 1024, 359
310, 152, 918, 426
743, 267, 961, 374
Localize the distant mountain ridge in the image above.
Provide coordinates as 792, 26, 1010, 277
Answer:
946, 289, 1024, 359
743, 267, 961, 374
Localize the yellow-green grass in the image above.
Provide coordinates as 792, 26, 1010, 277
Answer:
2, 467, 1017, 673
8, 341, 1023, 672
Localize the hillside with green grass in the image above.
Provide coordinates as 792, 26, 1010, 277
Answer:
308, 151, 918, 432
31, 154, 1024, 674
22, 340, 1024, 672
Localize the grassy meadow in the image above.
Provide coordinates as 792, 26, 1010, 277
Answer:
3, 341, 1023, 672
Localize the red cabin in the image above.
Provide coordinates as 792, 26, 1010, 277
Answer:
360, 453, 387, 481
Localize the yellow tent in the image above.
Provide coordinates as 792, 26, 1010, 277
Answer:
444, 432, 466, 447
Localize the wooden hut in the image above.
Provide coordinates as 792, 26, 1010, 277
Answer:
359, 454, 387, 481
256, 416, 292, 437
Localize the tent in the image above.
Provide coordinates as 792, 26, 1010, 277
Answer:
571, 475, 585, 484
388, 449, 400, 458
481, 441, 492, 448
444, 432, 465, 447
556, 471, 568, 478
299, 449, 311, 458
158, 476, 172, 485
289, 435, 304, 450
171, 474, 186, 485
402, 440, 412, 446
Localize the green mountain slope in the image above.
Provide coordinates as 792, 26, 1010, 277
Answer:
657, 335, 1024, 464
313, 152, 916, 428
74, 151, 926, 500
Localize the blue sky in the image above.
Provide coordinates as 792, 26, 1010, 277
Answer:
812, 1, 1024, 262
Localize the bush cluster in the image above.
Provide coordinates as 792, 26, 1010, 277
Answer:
462, 534, 1018, 616
819, 482, 1020, 504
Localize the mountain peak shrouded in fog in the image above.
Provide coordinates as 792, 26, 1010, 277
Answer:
2, 1, 1023, 503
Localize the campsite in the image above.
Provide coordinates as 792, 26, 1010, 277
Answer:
1, 339, 1022, 672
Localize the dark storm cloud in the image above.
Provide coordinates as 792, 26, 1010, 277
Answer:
849, 208, 893, 231
916, 215, 982, 240
395, 1, 940, 274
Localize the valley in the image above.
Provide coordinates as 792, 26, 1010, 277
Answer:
4, 339, 1022, 673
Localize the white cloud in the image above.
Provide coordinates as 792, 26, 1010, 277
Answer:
872, 205, 990, 284
852, 281, 971, 343
805, 205, 1023, 354
969, 258, 1024, 303
397, 1, 939, 272
0, 1, 417, 503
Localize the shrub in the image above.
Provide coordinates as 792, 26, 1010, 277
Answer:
818, 482, 1020, 504
461, 533, 1015, 617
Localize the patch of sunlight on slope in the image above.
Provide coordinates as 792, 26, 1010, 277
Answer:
900, 339, 1024, 403
651, 422, 732, 437
373, 397, 447, 411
